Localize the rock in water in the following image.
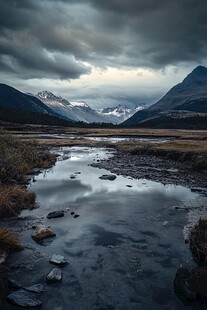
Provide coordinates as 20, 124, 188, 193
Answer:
49, 254, 69, 266
47, 210, 64, 219
23, 284, 45, 293
32, 225, 56, 241
46, 268, 62, 283
7, 290, 42, 307
70, 174, 77, 179
99, 174, 116, 181
74, 214, 80, 218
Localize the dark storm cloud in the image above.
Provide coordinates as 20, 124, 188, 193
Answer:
0, 0, 207, 80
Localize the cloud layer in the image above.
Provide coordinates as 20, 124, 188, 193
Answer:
0, 0, 207, 106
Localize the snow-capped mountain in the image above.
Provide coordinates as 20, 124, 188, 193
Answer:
36, 91, 145, 124
99, 104, 145, 122
36, 91, 107, 123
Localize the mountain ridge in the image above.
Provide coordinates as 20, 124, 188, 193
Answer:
123, 65, 207, 126
36, 90, 143, 124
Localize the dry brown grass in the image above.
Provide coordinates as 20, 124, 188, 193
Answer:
0, 185, 36, 218
4, 125, 207, 140
0, 130, 56, 184
0, 227, 22, 250
189, 219, 207, 266
114, 140, 207, 170
34, 138, 108, 147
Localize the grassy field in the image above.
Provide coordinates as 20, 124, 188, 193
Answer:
20, 127, 206, 171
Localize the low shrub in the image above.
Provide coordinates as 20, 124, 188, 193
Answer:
189, 218, 207, 265
0, 185, 35, 218
0, 227, 22, 251
0, 130, 56, 184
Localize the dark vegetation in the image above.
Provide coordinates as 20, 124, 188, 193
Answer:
132, 115, 207, 130
0, 105, 74, 127
0, 130, 56, 250
0, 105, 118, 128
174, 219, 207, 306
189, 219, 207, 266
0, 228, 22, 251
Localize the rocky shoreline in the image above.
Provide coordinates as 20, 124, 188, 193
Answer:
91, 151, 207, 189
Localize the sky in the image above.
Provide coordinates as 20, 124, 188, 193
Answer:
0, 0, 207, 109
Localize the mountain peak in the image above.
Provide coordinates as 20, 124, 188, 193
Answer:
36, 91, 71, 106
191, 65, 207, 74
183, 65, 207, 84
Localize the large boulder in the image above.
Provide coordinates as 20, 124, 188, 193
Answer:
32, 225, 56, 241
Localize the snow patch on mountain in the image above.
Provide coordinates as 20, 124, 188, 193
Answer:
36, 90, 145, 124
100, 104, 145, 122
70, 101, 89, 108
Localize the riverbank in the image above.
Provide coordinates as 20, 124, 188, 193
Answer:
7, 125, 205, 172
0, 131, 56, 266
1, 129, 207, 309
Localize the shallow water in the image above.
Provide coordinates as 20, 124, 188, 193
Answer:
27, 133, 175, 143
4, 147, 203, 309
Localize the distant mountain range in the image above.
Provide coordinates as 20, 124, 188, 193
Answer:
123, 66, 207, 128
36, 91, 143, 124
0, 65, 206, 129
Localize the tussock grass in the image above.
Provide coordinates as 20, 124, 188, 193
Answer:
189, 219, 207, 265
0, 130, 56, 184
0, 227, 22, 251
0, 185, 35, 218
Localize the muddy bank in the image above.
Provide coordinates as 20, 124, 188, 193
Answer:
91, 151, 207, 189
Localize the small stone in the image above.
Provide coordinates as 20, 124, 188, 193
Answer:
47, 210, 64, 219
32, 225, 56, 241
163, 221, 168, 227
74, 214, 80, 218
0, 250, 8, 264
7, 290, 42, 307
49, 254, 69, 266
46, 268, 62, 283
70, 174, 77, 179
99, 174, 116, 181
23, 284, 45, 293
71, 212, 75, 215
126, 185, 133, 188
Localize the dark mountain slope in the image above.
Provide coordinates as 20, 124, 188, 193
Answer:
0, 83, 67, 118
124, 66, 207, 127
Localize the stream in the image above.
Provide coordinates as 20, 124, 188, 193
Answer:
3, 146, 207, 310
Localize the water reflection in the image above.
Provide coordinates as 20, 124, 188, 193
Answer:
10, 147, 201, 310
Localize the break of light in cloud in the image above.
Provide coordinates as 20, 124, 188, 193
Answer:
0, 0, 207, 108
